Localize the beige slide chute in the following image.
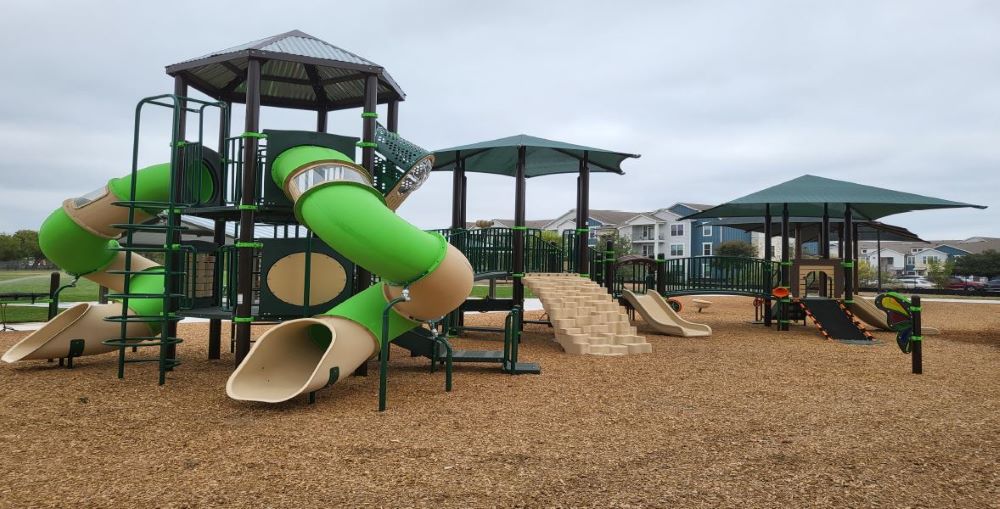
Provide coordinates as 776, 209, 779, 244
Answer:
622, 290, 712, 337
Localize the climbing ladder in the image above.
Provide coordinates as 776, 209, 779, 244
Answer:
523, 273, 651, 356
103, 94, 226, 385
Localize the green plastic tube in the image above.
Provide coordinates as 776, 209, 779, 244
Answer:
39, 162, 213, 320
271, 145, 453, 344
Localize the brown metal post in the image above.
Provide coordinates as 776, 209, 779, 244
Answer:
911, 295, 922, 374
853, 223, 861, 289
843, 204, 854, 303
208, 100, 229, 360
354, 74, 379, 294
451, 152, 464, 229
513, 146, 527, 313
763, 204, 772, 327
780, 203, 790, 331
577, 152, 590, 277
820, 204, 830, 297
387, 100, 399, 132
234, 58, 261, 366
166, 75, 188, 364
47, 272, 60, 320
316, 109, 327, 133
876, 231, 883, 291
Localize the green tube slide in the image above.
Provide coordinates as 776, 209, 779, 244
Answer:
270, 145, 448, 343
37, 163, 213, 317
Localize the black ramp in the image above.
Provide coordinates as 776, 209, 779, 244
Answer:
801, 298, 869, 341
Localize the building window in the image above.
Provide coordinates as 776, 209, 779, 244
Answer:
641, 244, 653, 256
905, 255, 915, 266
702, 225, 712, 237
640, 225, 654, 239
922, 255, 939, 264
670, 244, 684, 256
702, 243, 712, 256
670, 224, 684, 236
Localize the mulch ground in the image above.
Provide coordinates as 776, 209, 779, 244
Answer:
0, 297, 998, 508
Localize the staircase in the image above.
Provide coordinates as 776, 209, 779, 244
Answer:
523, 273, 651, 356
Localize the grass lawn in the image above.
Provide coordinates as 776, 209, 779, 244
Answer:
470, 284, 535, 299
0, 271, 99, 302
0, 305, 53, 324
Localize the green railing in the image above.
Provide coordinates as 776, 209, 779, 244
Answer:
431, 227, 562, 275
657, 256, 780, 297
560, 229, 602, 281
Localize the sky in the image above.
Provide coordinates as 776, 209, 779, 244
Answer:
0, 0, 998, 240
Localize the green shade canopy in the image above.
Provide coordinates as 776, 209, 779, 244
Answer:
682, 174, 985, 221
703, 217, 924, 242
432, 134, 639, 177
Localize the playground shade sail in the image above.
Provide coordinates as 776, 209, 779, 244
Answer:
706, 217, 925, 242
682, 175, 985, 221
432, 134, 639, 177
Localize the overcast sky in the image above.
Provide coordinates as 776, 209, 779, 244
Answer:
1, 0, 997, 240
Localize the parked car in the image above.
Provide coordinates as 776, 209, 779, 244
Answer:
946, 277, 985, 292
987, 278, 1000, 294
895, 276, 935, 290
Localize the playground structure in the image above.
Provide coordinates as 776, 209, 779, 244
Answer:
2, 33, 984, 407
0, 32, 544, 407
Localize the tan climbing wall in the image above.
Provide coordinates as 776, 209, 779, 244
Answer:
523, 273, 651, 356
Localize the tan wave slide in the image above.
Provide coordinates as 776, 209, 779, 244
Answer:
622, 290, 712, 337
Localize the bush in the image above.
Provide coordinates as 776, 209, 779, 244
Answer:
717, 240, 756, 258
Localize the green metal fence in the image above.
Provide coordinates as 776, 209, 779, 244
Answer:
658, 256, 779, 297
432, 227, 561, 275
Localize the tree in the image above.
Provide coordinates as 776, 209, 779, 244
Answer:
597, 232, 632, 260
0, 234, 19, 261
954, 250, 1000, 278
12, 230, 43, 266
717, 240, 756, 258
540, 230, 562, 246
925, 258, 955, 288
856, 259, 897, 288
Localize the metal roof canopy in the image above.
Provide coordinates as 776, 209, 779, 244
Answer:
432, 134, 640, 177
705, 217, 925, 242
166, 30, 405, 111
682, 174, 985, 221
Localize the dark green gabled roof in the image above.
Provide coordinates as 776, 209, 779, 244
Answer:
432, 134, 639, 178
166, 30, 404, 111
683, 174, 985, 221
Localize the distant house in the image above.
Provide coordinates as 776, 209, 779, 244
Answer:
852, 237, 1000, 276
544, 209, 642, 247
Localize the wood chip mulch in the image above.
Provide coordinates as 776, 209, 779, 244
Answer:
0, 297, 997, 508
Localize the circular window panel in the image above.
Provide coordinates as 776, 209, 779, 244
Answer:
266, 253, 346, 306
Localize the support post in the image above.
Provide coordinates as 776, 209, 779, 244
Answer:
780, 203, 790, 331
387, 100, 399, 132
234, 58, 261, 366
451, 152, 464, 230
513, 146, 527, 314
911, 295, 922, 374
843, 204, 854, 304
355, 74, 378, 295
47, 272, 60, 320
166, 75, 188, 364
877, 230, 883, 292
820, 204, 830, 297
577, 152, 590, 276
207, 220, 226, 360
316, 109, 327, 133
763, 204, 772, 327
853, 222, 861, 290
655, 253, 666, 295
604, 239, 616, 294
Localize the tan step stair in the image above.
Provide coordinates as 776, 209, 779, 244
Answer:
524, 273, 651, 356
